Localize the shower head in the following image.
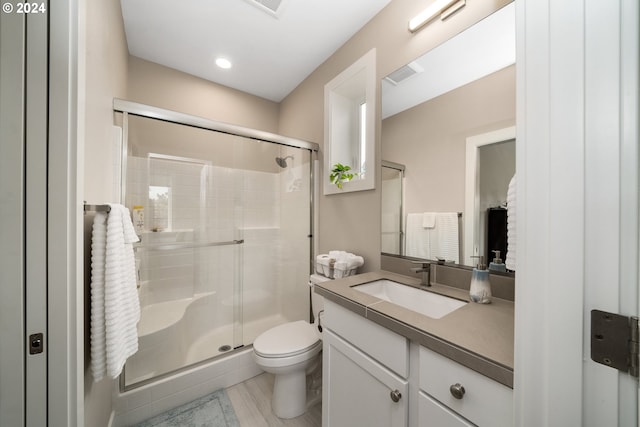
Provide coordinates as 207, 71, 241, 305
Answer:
275, 155, 293, 168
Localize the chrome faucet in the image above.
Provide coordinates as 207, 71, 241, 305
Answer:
410, 261, 431, 287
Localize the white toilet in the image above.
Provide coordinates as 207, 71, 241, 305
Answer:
252, 274, 329, 419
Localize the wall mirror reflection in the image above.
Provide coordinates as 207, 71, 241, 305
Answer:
381, 3, 516, 270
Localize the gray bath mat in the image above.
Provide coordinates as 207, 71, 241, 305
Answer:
135, 389, 240, 427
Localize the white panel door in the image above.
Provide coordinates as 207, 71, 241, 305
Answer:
25, 4, 49, 426
515, 0, 639, 425
583, 0, 639, 425
0, 5, 49, 426
0, 9, 27, 427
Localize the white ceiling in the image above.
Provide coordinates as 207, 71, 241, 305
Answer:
120, 0, 392, 102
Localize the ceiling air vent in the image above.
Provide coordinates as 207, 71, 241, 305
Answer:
384, 62, 424, 85
245, 0, 287, 17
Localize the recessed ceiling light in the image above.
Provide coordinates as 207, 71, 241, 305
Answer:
215, 58, 232, 69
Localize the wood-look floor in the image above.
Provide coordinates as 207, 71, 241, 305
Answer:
226, 373, 322, 427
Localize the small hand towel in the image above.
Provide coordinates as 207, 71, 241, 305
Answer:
422, 213, 436, 229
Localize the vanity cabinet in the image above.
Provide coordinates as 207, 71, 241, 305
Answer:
321, 299, 514, 427
322, 300, 409, 427
419, 346, 513, 426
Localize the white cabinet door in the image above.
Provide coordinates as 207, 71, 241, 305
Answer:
323, 329, 408, 427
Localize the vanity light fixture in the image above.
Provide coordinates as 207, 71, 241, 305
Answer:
408, 0, 466, 33
215, 57, 232, 69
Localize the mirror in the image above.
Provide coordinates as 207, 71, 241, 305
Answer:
380, 4, 515, 267
324, 49, 376, 195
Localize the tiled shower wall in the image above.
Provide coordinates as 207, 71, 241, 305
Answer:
126, 156, 308, 327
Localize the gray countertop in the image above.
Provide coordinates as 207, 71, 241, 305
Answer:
314, 270, 515, 388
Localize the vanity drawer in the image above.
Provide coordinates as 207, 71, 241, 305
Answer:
418, 391, 473, 427
419, 346, 513, 427
323, 300, 408, 377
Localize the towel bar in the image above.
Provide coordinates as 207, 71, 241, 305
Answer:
134, 239, 245, 252
84, 204, 111, 213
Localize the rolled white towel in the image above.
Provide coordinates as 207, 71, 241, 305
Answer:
347, 255, 364, 269
334, 261, 348, 278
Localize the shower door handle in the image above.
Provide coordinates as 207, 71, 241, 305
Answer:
137, 239, 244, 252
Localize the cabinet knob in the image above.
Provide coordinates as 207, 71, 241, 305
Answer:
390, 389, 402, 402
449, 383, 466, 399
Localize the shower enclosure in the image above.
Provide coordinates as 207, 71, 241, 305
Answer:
114, 100, 316, 389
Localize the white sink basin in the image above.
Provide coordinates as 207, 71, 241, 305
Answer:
353, 279, 466, 319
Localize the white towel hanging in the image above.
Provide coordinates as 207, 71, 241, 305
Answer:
90, 211, 108, 381
90, 204, 141, 381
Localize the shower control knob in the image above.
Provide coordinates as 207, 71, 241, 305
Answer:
450, 383, 465, 399
390, 389, 402, 402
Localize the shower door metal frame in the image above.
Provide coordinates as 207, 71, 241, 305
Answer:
381, 160, 405, 256
114, 99, 319, 391
114, 99, 319, 151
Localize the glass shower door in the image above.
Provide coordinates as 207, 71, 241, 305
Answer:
122, 115, 247, 387
119, 112, 312, 389
239, 144, 312, 345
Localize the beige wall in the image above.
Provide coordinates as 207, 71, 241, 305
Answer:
82, 0, 129, 425
278, 0, 512, 272
128, 56, 280, 133
83, 0, 128, 203
382, 65, 516, 214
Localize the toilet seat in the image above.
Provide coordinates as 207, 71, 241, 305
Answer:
253, 320, 320, 358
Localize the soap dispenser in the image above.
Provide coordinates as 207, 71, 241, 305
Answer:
489, 250, 507, 272
469, 256, 492, 304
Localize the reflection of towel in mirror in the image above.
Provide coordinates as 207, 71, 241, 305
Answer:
406, 213, 430, 259
430, 213, 459, 264
505, 174, 516, 271
406, 212, 459, 263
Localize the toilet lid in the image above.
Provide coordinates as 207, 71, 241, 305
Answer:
253, 320, 320, 358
